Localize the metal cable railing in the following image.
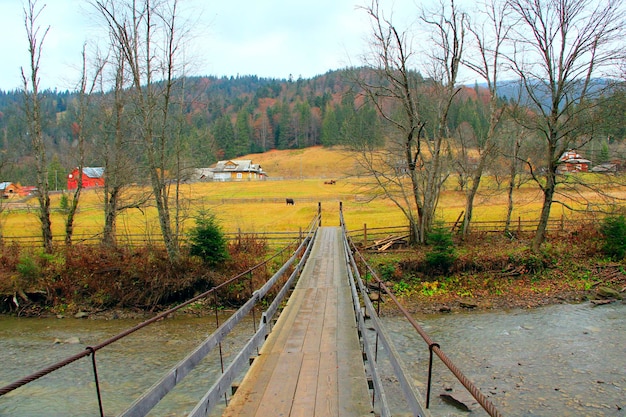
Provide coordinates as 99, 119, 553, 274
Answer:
339, 202, 503, 417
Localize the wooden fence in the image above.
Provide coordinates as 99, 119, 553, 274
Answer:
346, 215, 602, 246
0, 215, 602, 249
0, 230, 307, 249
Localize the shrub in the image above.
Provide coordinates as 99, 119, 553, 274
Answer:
188, 211, 230, 266
600, 215, 626, 260
425, 222, 457, 274
17, 255, 39, 282
59, 193, 69, 213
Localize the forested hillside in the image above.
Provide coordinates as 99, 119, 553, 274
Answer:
0, 70, 376, 185
0, 69, 624, 187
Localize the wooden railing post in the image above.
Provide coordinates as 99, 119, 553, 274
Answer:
363, 223, 368, 247
318, 202, 322, 227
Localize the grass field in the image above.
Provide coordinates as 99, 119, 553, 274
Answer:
1, 146, 623, 242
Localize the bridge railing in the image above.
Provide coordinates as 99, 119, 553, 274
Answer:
339, 202, 503, 417
0, 210, 322, 417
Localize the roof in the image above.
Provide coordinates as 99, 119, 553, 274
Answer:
591, 163, 618, 172
212, 160, 264, 174
562, 158, 591, 164
559, 150, 590, 164
78, 167, 105, 178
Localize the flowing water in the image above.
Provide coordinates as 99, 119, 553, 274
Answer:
382, 302, 626, 417
0, 302, 624, 416
0, 314, 254, 417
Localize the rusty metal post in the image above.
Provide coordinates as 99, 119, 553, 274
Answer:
86, 347, 105, 417
426, 342, 440, 408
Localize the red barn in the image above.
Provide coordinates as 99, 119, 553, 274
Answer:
67, 167, 105, 190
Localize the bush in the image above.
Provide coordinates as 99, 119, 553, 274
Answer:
600, 215, 626, 260
188, 211, 230, 266
425, 222, 457, 274
17, 255, 39, 282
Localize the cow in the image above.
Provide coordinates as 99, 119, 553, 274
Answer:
286, 198, 295, 205
324, 180, 336, 185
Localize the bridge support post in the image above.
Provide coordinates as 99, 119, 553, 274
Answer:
318, 202, 322, 227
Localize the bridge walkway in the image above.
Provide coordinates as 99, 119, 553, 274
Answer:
222, 227, 373, 417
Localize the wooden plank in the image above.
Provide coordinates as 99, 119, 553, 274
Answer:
220, 343, 283, 417
254, 352, 304, 416
289, 353, 320, 417
301, 288, 326, 354
315, 350, 338, 416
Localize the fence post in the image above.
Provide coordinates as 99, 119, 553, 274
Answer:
363, 223, 368, 247
518, 216, 521, 234
560, 214, 564, 232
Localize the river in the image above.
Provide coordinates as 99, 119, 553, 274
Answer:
0, 302, 624, 416
382, 302, 626, 417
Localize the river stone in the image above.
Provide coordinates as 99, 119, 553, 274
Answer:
369, 292, 381, 302
459, 299, 478, 309
440, 392, 477, 411
596, 287, 622, 300
64, 337, 81, 344
74, 311, 89, 319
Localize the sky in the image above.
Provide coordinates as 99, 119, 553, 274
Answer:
0, 0, 413, 91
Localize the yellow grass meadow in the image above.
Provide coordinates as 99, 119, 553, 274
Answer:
1, 146, 622, 242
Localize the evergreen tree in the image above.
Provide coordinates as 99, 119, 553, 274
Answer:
213, 115, 235, 159
598, 140, 610, 164
321, 105, 341, 146
234, 110, 252, 156
276, 102, 292, 149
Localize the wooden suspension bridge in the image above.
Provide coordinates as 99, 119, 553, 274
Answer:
0, 205, 502, 417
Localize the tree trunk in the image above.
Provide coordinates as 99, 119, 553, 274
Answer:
532, 170, 556, 252
103, 186, 119, 247
461, 155, 487, 237
22, 0, 53, 254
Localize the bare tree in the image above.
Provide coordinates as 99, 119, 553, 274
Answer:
65, 45, 105, 245
351, 0, 427, 243
351, 0, 465, 243
507, 0, 626, 251
460, 0, 510, 237
99, 41, 151, 247
21, 0, 52, 253
419, 0, 467, 238
92, 0, 188, 261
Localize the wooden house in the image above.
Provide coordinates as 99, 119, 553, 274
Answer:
0, 182, 20, 198
67, 167, 105, 190
209, 160, 267, 181
557, 150, 591, 174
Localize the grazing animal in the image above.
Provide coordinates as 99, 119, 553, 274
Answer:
286, 198, 295, 205
324, 180, 336, 185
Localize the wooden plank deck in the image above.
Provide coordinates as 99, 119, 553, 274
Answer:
222, 227, 373, 417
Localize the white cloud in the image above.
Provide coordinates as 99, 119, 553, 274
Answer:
0, 0, 415, 90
